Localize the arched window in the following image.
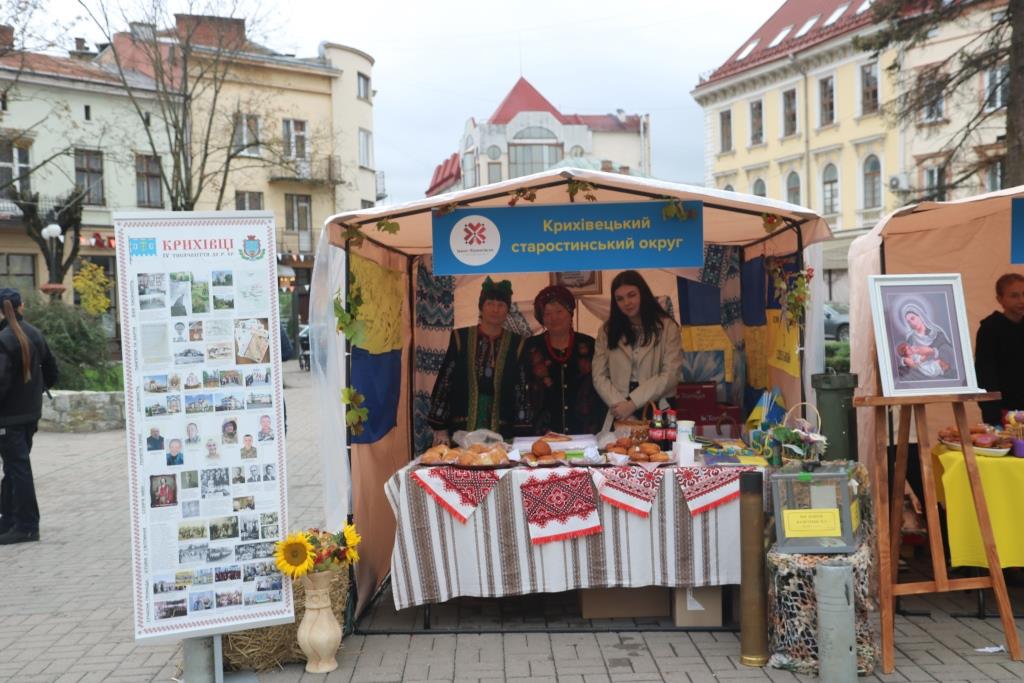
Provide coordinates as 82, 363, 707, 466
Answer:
752, 178, 766, 197
513, 126, 556, 140
569, 145, 585, 158
461, 152, 478, 188
786, 171, 801, 205
863, 155, 881, 209
822, 163, 839, 215
723, 184, 734, 192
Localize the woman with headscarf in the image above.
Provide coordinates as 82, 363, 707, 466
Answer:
524, 285, 605, 435
896, 300, 956, 381
428, 277, 531, 443
0, 288, 59, 544
593, 270, 683, 432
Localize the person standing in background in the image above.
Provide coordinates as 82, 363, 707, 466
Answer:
0, 288, 59, 544
976, 273, 1024, 425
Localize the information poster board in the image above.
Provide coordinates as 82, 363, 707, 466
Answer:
114, 212, 293, 642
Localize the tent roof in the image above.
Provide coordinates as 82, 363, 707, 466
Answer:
325, 167, 833, 258
868, 184, 1024, 239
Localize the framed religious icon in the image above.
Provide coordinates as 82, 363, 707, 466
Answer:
868, 274, 981, 397
550, 270, 602, 295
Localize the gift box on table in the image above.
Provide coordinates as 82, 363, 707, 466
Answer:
695, 404, 743, 439
674, 382, 717, 421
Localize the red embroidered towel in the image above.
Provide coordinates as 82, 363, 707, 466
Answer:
520, 468, 602, 545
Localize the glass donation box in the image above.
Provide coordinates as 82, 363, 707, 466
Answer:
771, 460, 862, 554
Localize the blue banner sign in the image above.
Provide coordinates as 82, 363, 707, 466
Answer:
430, 201, 703, 275
1013, 197, 1024, 264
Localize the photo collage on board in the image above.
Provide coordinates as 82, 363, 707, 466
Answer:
135, 261, 284, 621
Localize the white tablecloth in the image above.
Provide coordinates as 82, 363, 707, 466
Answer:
384, 463, 741, 610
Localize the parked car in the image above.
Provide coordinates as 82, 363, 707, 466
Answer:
824, 303, 849, 341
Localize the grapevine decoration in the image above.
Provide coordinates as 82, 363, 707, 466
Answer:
662, 198, 698, 222
332, 279, 366, 347
376, 219, 400, 235
340, 386, 369, 435
566, 179, 598, 203
762, 213, 785, 233
507, 187, 537, 207
339, 223, 365, 246
768, 258, 814, 328
435, 203, 461, 217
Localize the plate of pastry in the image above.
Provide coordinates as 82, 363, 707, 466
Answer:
418, 444, 516, 468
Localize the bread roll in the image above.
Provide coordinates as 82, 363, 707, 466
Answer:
649, 452, 671, 463
420, 451, 442, 465
639, 442, 660, 455
538, 455, 558, 465
607, 445, 627, 455
458, 450, 478, 466
532, 440, 552, 456
470, 443, 490, 453
442, 448, 462, 463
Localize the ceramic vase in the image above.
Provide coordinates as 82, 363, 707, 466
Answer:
297, 571, 341, 673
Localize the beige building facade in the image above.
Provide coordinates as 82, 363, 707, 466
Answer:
692, 0, 900, 303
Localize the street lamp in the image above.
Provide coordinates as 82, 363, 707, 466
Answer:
40, 223, 63, 290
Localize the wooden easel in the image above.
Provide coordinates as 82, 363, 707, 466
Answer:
853, 391, 1021, 673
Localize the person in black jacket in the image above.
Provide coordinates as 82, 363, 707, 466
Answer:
0, 288, 59, 544
976, 273, 1024, 425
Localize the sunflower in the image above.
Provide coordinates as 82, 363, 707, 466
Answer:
343, 523, 362, 550
346, 546, 360, 564
275, 532, 315, 578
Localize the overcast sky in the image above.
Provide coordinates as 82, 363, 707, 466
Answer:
63, 0, 777, 204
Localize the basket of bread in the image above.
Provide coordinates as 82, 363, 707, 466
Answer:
938, 424, 1012, 457
603, 436, 674, 464
418, 443, 514, 468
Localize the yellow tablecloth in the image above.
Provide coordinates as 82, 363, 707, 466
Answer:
932, 444, 1024, 568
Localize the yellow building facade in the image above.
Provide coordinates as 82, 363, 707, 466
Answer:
692, 1, 900, 301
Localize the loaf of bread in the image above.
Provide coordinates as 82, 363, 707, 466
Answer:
532, 440, 552, 456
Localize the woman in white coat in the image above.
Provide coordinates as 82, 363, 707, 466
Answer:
592, 270, 683, 432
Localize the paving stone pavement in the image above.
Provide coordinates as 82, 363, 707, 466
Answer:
1, 362, 1023, 682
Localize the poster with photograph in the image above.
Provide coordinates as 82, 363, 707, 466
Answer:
115, 211, 292, 642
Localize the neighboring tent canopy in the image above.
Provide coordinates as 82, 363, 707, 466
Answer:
849, 185, 1024, 463
325, 167, 833, 256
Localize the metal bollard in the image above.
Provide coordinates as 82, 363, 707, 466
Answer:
815, 560, 857, 682
739, 470, 768, 666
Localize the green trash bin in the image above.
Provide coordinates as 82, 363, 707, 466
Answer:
812, 372, 858, 461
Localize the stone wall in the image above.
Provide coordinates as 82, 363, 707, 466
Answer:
39, 390, 125, 432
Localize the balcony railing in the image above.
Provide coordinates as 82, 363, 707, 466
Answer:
268, 154, 344, 185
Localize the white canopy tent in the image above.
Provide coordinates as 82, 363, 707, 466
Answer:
308, 167, 834, 613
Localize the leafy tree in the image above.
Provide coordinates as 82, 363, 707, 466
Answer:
72, 259, 112, 315
855, 0, 1024, 196
21, 293, 111, 390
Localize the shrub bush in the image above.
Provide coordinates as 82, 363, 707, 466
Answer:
21, 295, 112, 390
825, 341, 851, 373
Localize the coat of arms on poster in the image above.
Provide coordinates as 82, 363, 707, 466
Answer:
868, 274, 981, 397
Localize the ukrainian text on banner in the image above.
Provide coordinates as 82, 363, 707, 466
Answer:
115, 211, 293, 643
431, 201, 703, 275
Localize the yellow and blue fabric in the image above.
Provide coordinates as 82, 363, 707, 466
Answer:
348, 254, 405, 444
932, 444, 1024, 568
349, 347, 402, 444
678, 271, 730, 387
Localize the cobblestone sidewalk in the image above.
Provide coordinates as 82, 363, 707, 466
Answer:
1, 362, 1022, 682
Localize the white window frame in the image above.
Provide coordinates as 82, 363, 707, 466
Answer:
785, 171, 801, 205
0, 140, 31, 195
749, 98, 764, 146
282, 119, 308, 160
781, 88, 799, 137
719, 109, 733, 153
821, 163, 840, 216
818, 75, 836, 127
232, 113, 261, 157
984, 64, 1009, 111
284, 193, 312, 232
986, 159, 1004, 192
357, 72, 371, 101
861, 154, 882, 210
751, 178, 767, 197
858, 62, 879, 116
358, 128, 373, 169
234, 191, 263, 210
920, 70, 945, 122
74, 148, 105, 206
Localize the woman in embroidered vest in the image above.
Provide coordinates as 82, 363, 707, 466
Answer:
428, 277, 531, 443
524, 285, 605, 436
593, 270, 683, 432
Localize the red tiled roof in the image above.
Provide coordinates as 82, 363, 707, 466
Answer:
489, 77, 567, 124
426, 152, 460, 197
696, 0, 875, 89
566, 113, 642, 133
0, 51, 124, 85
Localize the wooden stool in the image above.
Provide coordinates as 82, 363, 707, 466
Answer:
854, 392, 1021, 673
